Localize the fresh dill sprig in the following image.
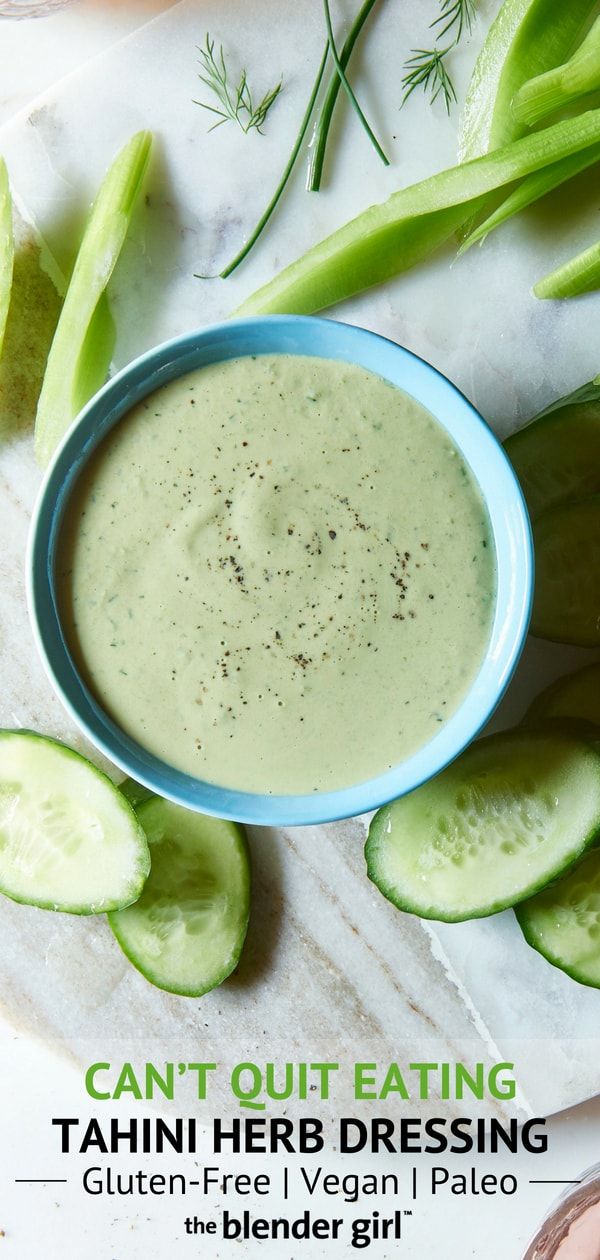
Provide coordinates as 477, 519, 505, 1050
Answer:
401, 0, 477, 113
401, 47, 457, 113
431, 0, 476, 43
194, 34, 282, 135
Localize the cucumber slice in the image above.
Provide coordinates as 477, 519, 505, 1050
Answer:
0, 730, 150, 914
504, 401, 600, 518
365, 728, 600, 922
531, 496, 600, 646
528, 663, 600, 727
517, 849, 600, 988
109, 799, 250, 996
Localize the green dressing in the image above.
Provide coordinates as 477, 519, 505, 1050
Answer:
59, 354, 495, 794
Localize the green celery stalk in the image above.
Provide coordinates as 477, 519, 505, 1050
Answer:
513, 16, 600, 128
236, 109, 600, 317
0, 160, 14, 359
458, 0, 597, 161
459, 144, 600, 253
534, 235, 600, 298
34, 131, 152, 468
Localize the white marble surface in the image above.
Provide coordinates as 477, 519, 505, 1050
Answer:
0, 0, 599, 1134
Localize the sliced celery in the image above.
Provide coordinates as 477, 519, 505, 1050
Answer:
34, 131, 152, 468
0, 160, 14, 359
458, 0, 597, 161
459, 144, 600, 253
535, 236, 600, 298
236, 109, 600, 317
513, 16, 600, 128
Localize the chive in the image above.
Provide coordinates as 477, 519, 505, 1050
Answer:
34, 131, 152, 467
236, 109, 600, 316
513, 16, 600, 129
207, 45, 329, 280
459, 144, 600, 253
458, 0, 598, 160
321, 0, 388, 169
308, 0, 382, 193
0, 160, 14, 359
535, 235, 600, 299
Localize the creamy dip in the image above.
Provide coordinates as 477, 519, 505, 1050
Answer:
59, 354, 495, 794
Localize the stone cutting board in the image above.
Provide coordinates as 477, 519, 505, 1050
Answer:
0, 0, 599, 1117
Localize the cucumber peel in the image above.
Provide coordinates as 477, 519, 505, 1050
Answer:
531, 495, 600, 645
517, 849, 600, 988
534, 374, 600, 418
504, 398, 600, 518
0, 730, 150, 914
0, 159, 14, 359
34, 131, 152, 467
109, 799, 250, 997
528, 663, 600, 727
365, 728, 600, 922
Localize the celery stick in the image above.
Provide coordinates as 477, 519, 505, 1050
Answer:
513, 16, 600, 128
0, 160, 14, 359
458, 0, 597, 161
459, 144, 600, 253
535, 236, 600, 298
34, 131, 152, 468
236, 109, 600, 317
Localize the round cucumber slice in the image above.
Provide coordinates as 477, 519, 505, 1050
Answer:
365, 728, 600, 923
531, 496, 600, 646
517, 849, 600, 988
527, 663, 600, 728
504, 402, 600, 519
108, 799, 250, 997
0, 730, 150, 914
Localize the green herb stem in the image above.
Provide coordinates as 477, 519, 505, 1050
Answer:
308, 0, 381, 193
204, 45, 330, 279
322, 0, 389, 167
195, 35, 283, 135
401, 0, 476, 116
431, 0, 476, 43
401, 47, 457, 113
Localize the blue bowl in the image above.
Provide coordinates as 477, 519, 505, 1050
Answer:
27, 316, 533, 826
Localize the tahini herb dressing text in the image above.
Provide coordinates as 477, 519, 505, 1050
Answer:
59, 355, 495, 793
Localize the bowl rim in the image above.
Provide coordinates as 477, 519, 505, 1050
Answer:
27, 314, 533, 826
